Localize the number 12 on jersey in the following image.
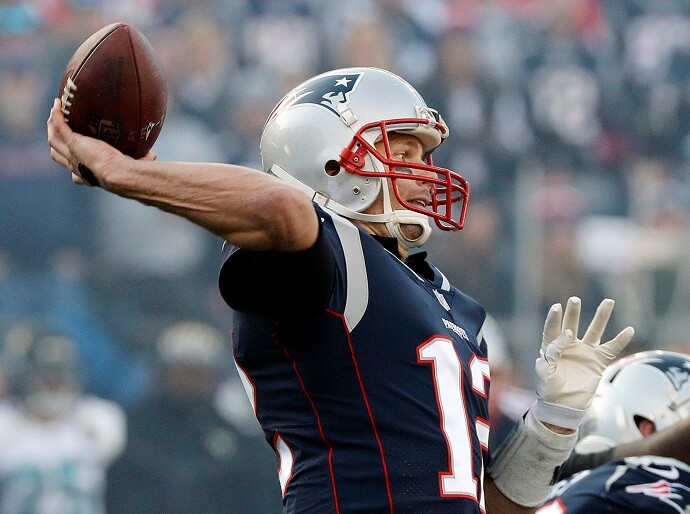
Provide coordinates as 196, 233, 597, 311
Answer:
418, 336, 491, 507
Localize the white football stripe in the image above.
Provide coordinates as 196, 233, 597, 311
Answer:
329, 211, 369, 331
439, 269, 450, 291
275, 434, 295, 497
233, 355, 256, 414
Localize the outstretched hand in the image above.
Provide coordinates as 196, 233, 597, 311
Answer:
534, 296, 635, 429
46, 98, 156, 187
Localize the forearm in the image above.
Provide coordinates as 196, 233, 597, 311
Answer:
558, 414, 690, 480
47, 102, 319, 252
612, 416, 690, 464
97, 157, 317, 250
484, 477, 536, 513
487, 407, 578, 508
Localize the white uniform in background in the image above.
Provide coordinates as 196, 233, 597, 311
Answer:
0, 397, 125, 514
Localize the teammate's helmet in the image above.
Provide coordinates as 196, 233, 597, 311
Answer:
261, 67, 469, 248
577, 350, 690, 453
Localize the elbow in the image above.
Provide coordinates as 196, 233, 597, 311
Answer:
261, 186, 318, 251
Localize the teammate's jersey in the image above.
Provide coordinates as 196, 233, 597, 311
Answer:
0, 397, 125, 514
220, 205, 491, 513
538, 456, 690, 514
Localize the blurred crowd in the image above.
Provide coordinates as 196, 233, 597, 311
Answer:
3, 0, 690, 511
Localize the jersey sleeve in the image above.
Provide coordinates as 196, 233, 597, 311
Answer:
218, 204, 337, 319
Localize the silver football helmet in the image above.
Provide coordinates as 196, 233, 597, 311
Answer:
576, 350, 690, 453
260, 67, 469, 248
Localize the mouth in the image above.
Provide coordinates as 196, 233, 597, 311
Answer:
409, 198, 431, 208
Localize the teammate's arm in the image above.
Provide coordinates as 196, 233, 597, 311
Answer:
615, 415, 690, 462
47, 99, 319, 252
559, 416, 690, 479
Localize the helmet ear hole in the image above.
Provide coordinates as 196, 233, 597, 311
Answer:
633, 415, 647, 429
325, 160, 341, 176
634, 415, 656, 437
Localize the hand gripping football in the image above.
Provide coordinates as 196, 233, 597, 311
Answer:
58, 22, 167, 158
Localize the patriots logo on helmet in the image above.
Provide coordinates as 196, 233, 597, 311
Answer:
268, 73, 364, 122
643, 355, 690, 392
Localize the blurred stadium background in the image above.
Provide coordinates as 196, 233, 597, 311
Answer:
2, 0, 690, 512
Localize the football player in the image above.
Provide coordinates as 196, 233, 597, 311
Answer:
538, 350, 690, 513
0, 323, 125, 514
48, 67, 634, 513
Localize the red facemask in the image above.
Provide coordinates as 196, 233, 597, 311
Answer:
339, 118, 470, 230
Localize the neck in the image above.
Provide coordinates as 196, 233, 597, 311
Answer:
353, 219, 410, 261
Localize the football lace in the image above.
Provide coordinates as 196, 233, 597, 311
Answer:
60, 77, 77, 122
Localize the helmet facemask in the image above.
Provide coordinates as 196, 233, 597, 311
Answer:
336, 115, 469, 248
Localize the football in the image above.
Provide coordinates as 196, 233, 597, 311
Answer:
58, 22, 167, 158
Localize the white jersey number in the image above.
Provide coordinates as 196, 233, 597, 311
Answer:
418, 336, 490, 505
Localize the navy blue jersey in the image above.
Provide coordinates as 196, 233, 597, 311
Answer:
539, 456, 690, 514
220, 205, 491, 513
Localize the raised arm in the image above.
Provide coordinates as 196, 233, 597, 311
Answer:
47, 99, 319, 252
485, 297, 634, 511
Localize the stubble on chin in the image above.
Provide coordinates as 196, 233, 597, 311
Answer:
400, 223, 423, 241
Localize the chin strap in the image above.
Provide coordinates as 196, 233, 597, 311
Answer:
379, 170, 431, 248
269, 165, 432, 248
386, 210, 431, 249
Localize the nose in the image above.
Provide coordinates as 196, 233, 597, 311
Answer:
414, 166, 437, 184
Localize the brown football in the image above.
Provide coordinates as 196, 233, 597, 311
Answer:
58, 22, 167, 158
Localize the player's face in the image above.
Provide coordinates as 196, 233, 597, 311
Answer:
364, 132, 435, 240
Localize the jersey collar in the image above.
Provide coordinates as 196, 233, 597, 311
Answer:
372, 235, 435, 281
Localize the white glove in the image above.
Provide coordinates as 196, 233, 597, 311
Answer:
533, 296, 635, 429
